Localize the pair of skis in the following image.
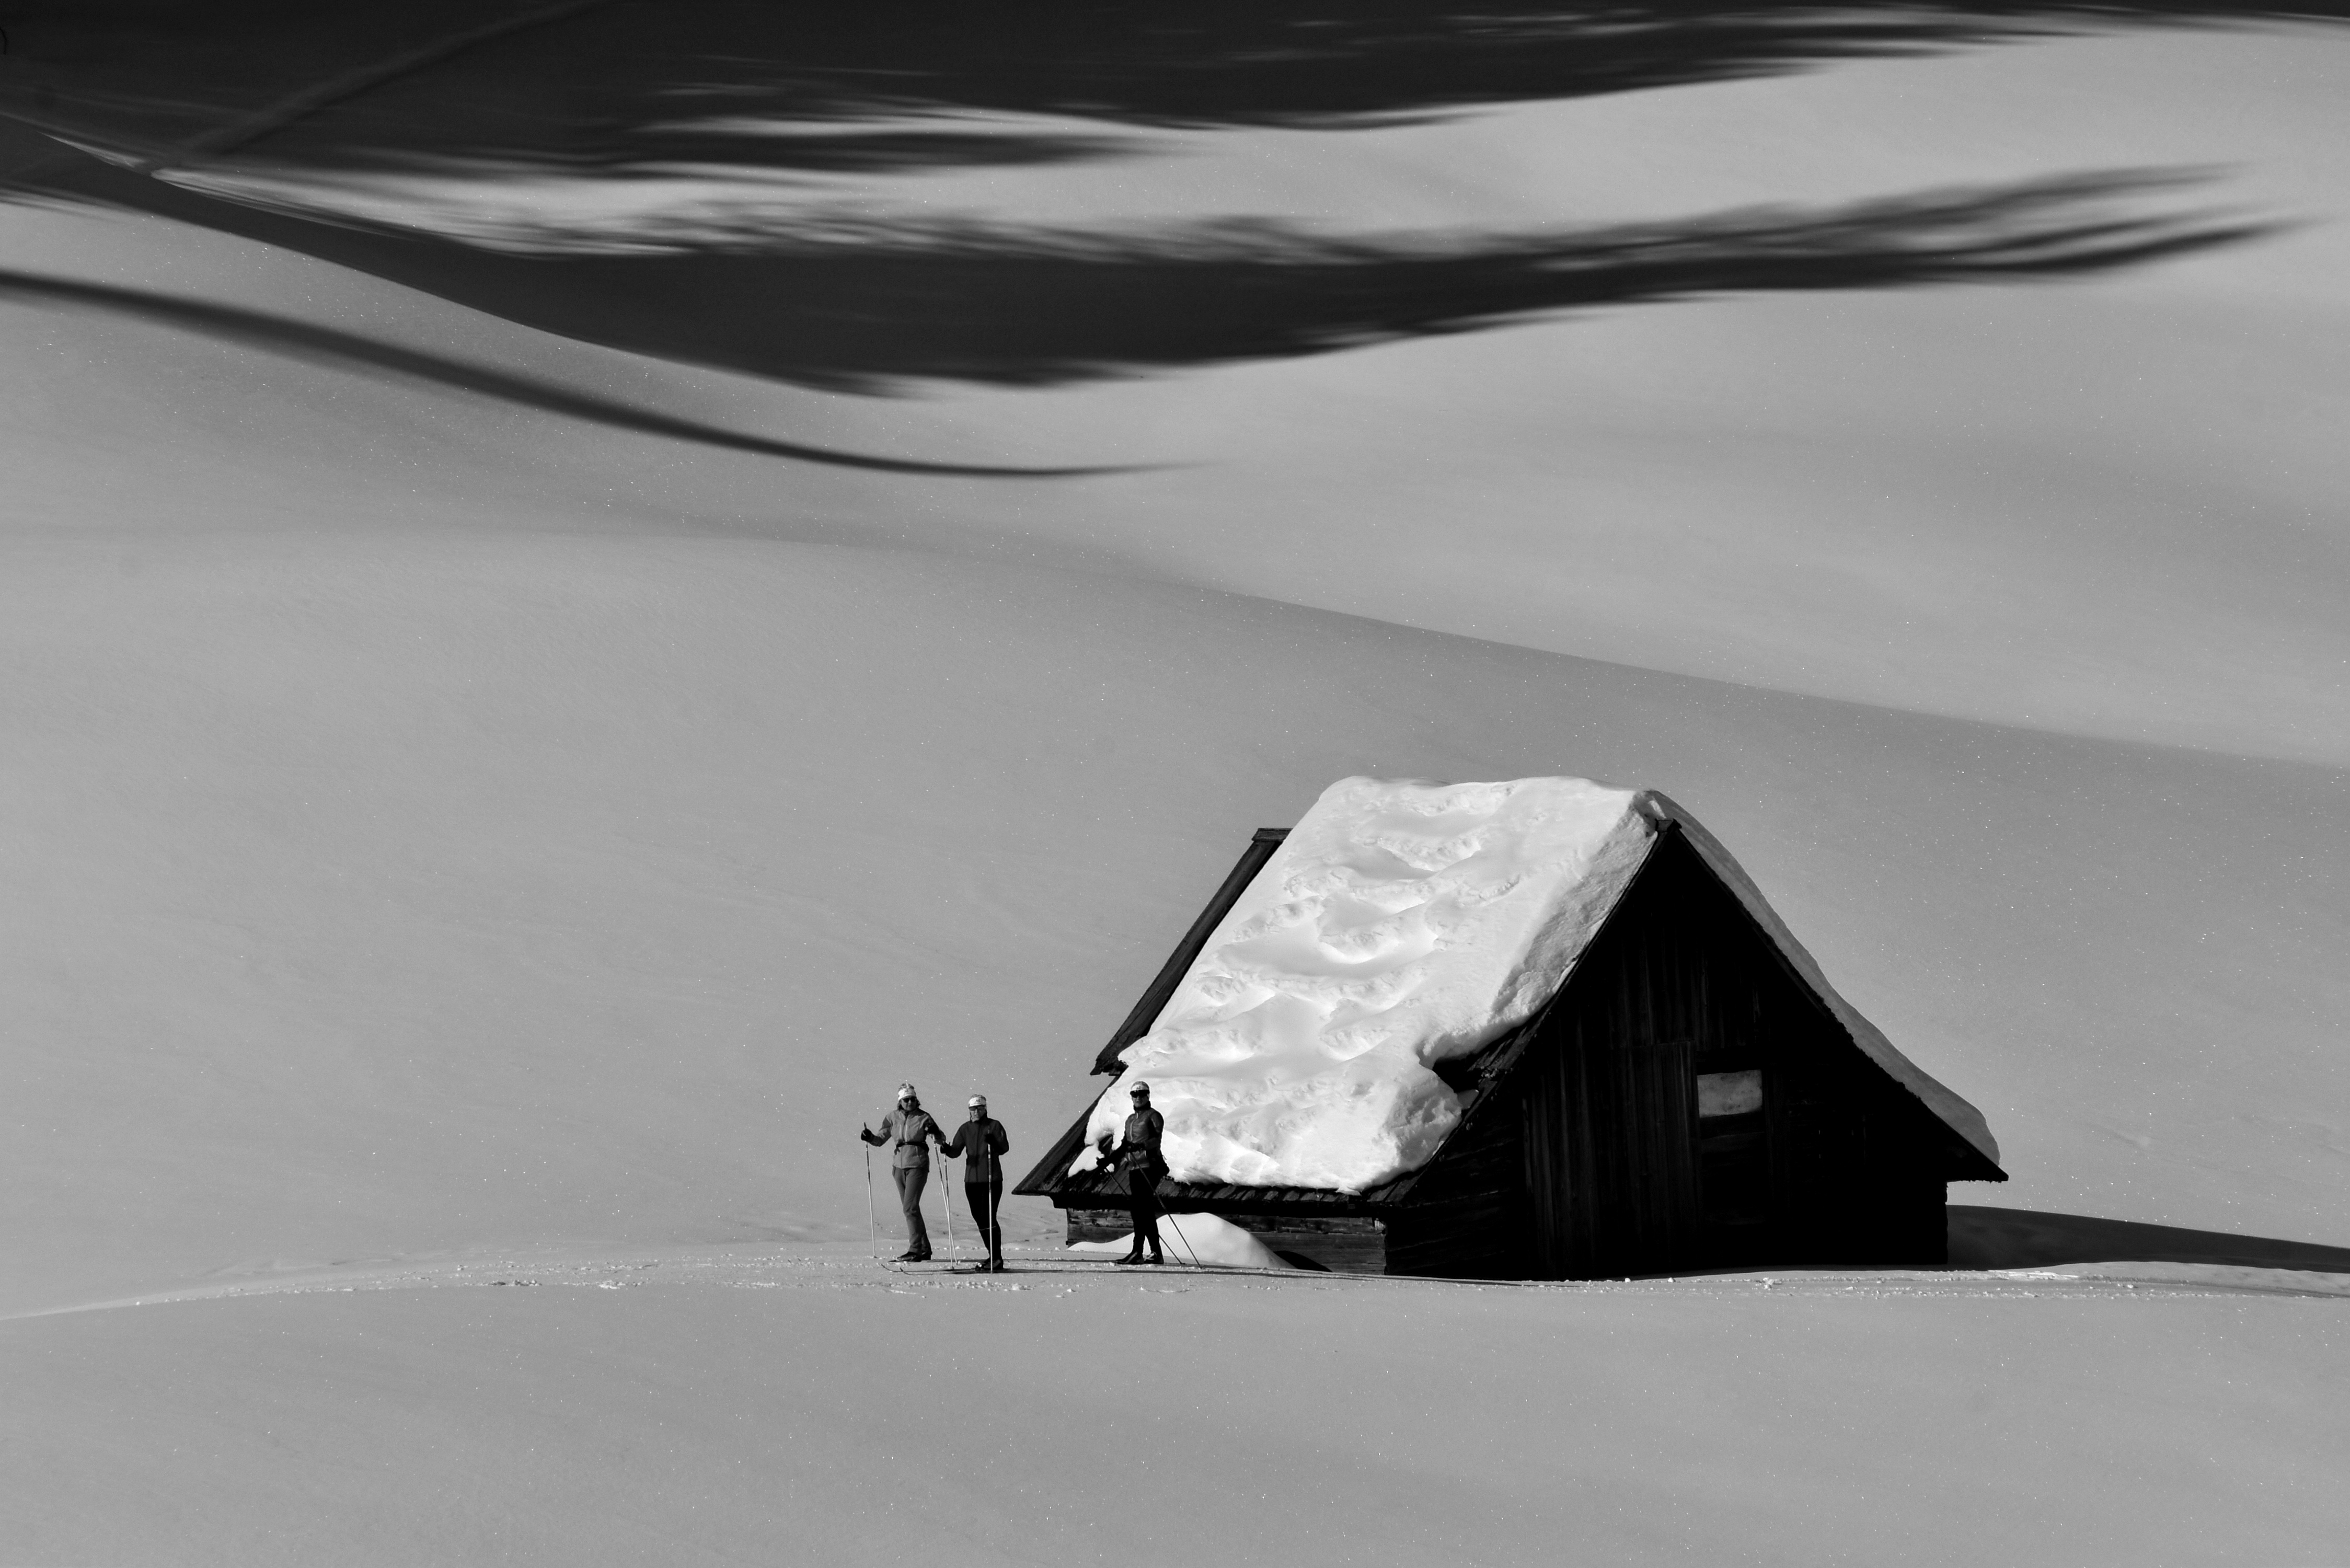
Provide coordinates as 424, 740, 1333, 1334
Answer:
1116, 1207, 1205, 1269
865, 1142, 1004, 1272
862, 1143, 1204, 1272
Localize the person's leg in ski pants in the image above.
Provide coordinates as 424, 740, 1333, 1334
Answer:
964, 1180, 1004, 1266
1127, 1174, 1162, 1261
892, 1163, 931, 1258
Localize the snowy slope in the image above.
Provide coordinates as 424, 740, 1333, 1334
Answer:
1, 187, 2344, 1315
10, 24, 2347, 764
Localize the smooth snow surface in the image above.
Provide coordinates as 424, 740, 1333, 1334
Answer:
7, 1251, 2347, 1568
1066, 1211, 1292, 1269
1081, 776, 1655, 1191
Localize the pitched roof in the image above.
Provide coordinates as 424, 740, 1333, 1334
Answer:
1021, 777, 2001, 1202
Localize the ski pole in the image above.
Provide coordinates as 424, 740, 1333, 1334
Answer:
863, 1142, 881, 1263
938, 1149, 960, 1265
1161, 1208, 1203, 1269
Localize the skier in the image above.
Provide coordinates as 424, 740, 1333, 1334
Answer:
859, 1083, 947, 1262
940, 1094, 1012, 1272
1096, 1080, 1167, 1266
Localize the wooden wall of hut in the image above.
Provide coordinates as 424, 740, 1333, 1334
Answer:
1388, 827, 1952, 1279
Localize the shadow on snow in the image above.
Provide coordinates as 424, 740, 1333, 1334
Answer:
0, 2, 2322, 398
1947, 1206, 2350, 1276
12, 2, 2350, 167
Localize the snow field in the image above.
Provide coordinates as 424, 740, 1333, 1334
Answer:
4, 1254, 2346, 1567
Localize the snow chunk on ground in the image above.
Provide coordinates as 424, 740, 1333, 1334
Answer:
1067, 1212, 1293, 1269
1080, 776, 1654, 1193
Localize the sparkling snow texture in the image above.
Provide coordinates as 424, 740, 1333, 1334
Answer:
1076, 776, 1656, 1192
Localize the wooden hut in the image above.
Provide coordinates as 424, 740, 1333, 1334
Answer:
1014, 789, 2005, 1278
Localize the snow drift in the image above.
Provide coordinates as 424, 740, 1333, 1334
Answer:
1076, 776, 1656, 1192
1066, 1210, 1293, 1269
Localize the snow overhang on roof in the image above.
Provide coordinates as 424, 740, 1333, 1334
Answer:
1069, 775, 2001, 1194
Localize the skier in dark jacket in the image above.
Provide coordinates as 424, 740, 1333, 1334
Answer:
1096, 1081, 1167, 1265
859, 1083, 947, 1261
940, 1095, 1012, 1272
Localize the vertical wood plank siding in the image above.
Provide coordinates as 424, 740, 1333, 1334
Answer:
1029, 821, 1976, 1279
1389, 826, 1956, 1277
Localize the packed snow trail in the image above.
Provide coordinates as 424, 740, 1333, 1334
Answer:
1066, 1211, 1291, 1269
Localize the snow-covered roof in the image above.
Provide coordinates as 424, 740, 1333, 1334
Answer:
1070, 776, 1999, 1194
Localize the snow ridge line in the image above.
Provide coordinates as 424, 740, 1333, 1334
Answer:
167, 0, 623, 168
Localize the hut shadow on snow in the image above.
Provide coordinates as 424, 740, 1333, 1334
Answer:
1944, 1207, 2350, 1276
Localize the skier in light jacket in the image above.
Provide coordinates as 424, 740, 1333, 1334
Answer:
860, 1084, 947, 1262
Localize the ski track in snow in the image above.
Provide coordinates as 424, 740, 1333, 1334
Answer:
14, 1244, 2348, 1325
8, 1244, 2344, 1564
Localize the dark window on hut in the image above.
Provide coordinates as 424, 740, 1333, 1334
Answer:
1696, 1069, 1769, 1226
